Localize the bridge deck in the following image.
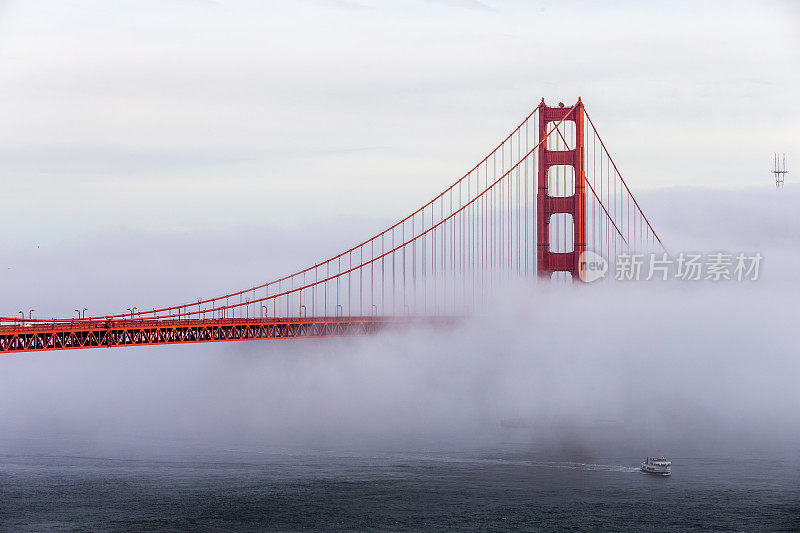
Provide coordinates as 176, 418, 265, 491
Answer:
0, 316, 456, 354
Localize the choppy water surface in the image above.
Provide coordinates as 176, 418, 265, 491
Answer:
1, 450, 798, 531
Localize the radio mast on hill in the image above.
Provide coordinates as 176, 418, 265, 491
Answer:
773, 153, 788, 188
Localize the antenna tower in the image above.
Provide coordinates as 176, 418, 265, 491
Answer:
773, 153, 788, 188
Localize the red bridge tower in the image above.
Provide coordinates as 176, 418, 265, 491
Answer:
537, 98, 586, 281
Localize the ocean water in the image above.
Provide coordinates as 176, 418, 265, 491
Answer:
1, 450, 798, 532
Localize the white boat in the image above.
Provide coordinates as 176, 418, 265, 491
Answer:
641, 456, 671, 476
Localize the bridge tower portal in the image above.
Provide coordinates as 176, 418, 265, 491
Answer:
537, 99, 586, 281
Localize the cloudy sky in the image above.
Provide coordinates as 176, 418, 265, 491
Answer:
0, 0, 797, 249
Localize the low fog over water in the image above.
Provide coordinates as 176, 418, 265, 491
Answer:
1, 187, 798, 461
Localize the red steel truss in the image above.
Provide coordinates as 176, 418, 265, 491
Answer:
0, 317, 459, 354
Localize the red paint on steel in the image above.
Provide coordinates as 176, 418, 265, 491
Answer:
537, 98, 586, 280
0, 317, 459, 354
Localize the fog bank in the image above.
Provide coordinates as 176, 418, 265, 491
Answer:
1, 187, 798, 461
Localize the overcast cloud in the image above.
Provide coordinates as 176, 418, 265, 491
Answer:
0, 0, 798, 244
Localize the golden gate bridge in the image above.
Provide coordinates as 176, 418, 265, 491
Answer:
1, 99, 664, 353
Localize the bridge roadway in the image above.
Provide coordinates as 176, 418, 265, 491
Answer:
0, 316, 458, 354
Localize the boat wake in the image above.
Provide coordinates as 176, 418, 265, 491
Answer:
375, 453, 641, 473
537, 461, 640, 473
